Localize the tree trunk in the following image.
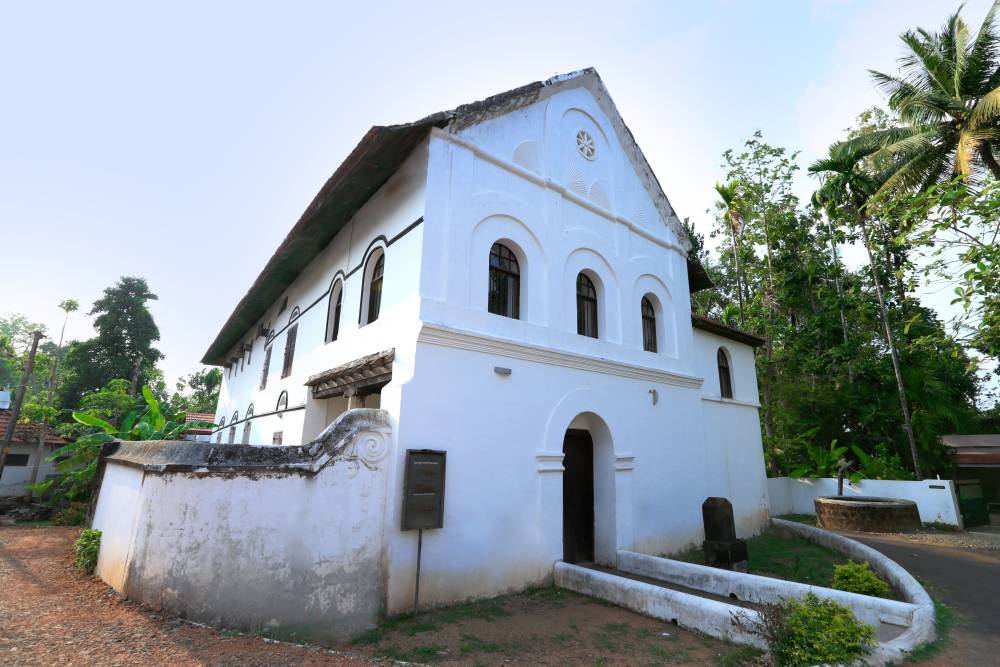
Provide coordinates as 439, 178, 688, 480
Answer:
729, 224, 746, 325
980, 143, 1000, 180
28, 311, 71, 496
0, 332, 43, 484
857, 212, 923, 479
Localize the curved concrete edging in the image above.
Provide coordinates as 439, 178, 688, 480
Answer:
772, 518, 937, 664
617, 550, 915, 628
553, 561, 767, 650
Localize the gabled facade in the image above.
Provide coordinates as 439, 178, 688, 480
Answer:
93, 69, 770, 636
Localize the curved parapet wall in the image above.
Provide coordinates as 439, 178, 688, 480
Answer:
90, 408, 393, 643
772, 518, 936, 665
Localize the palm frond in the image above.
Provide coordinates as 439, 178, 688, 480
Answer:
967, 0, 1000, 91
899, 29, 958, 98
968, 84, 1000, 127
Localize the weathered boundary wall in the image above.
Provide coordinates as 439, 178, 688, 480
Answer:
91, 409, 392, 642
767, 476, 962, 527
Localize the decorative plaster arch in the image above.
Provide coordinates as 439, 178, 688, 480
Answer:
358, 242, 387, 326
632, 273, 676, 356
470, 214, 548, 324
541, 388, 633, 565
562, 246, 620, 342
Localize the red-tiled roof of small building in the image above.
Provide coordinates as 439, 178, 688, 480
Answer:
183, 412, 216, 436
0, 409, 68, 446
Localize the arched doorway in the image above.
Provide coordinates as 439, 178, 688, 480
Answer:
560, 412, 617, 565
562, 429, 594, 563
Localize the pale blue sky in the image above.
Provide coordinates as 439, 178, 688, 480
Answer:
1, 0, 991, 389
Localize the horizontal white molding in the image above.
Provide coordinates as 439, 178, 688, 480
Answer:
418, 323, 703, 389
700, 396, 760, 409
614, 453, 636, 471
430, 128, 686, 257
535, 452, 565, 473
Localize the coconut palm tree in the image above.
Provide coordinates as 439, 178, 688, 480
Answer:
810, 143, 923, 480
850, 2, 1000, 200
715, 180, 747, 325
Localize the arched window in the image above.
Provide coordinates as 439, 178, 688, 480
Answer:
326, 279, 344, 343
231, 411, 239, 425
259, 345, 272, 390
576, 273, 598, 338
360, 249, 385, 326
281, 323, 297, 378
216, 417, 224, 444
289, 306, 300, 324
641, 297, 657, 353
488, 242, 520, 319
242, 405, 254, 445
276, 390, 289, 412
717, 348, 733, 399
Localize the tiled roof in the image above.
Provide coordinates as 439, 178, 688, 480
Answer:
690, 313, 766, 347
183, 412, 216, 436
0, 409, 68, 446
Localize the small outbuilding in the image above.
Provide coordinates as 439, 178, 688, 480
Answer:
941, 433, 1000, 526
0, 407, 68, 497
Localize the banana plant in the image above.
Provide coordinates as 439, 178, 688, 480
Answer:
789, 439, 855, 481
28, 386, 215, 501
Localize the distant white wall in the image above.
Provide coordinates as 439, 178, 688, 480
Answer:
767, 476, 962, 527
0, 443, 60, 497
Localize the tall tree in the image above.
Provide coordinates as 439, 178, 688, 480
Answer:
810, 143, 924, 479
58, 277, 163, 411
28, 299, 78, 493
853, 2, 1000, 199
714, 180, 747, 325
170, 368, 223, 415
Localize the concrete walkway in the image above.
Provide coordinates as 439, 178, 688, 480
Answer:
840, 530, 1000, 665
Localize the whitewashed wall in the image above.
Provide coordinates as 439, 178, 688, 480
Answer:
378, 82, 770, 613
212, 142, 429, 448
92, 437, 393, 640
767, 476, 962, 527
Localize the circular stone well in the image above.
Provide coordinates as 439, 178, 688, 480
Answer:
814, 496, 921, 533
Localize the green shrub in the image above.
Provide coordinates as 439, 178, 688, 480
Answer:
52, 502, 89, 526
74, 528, 102, 573
832, 561, 891, 598
736, 593, 875, 666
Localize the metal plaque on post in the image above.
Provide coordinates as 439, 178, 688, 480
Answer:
401, 449, 446, 530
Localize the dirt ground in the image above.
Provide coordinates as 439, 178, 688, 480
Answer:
0, 526, 373, 667
342, 586, 759, 666
1, 526, 759, 667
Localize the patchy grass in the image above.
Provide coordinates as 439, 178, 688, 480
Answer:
906, 598, 957, 663
663, 544, 706, 564
713, 645, 765, 666
458, 634, 503, 655
922, 521, 960, 532
376, 642, 449, 663
345, 584, 732, 665
665, 527, 851, 588
747, 529, 847, 586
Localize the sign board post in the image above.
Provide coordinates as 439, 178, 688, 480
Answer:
401, 449, 446, 612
